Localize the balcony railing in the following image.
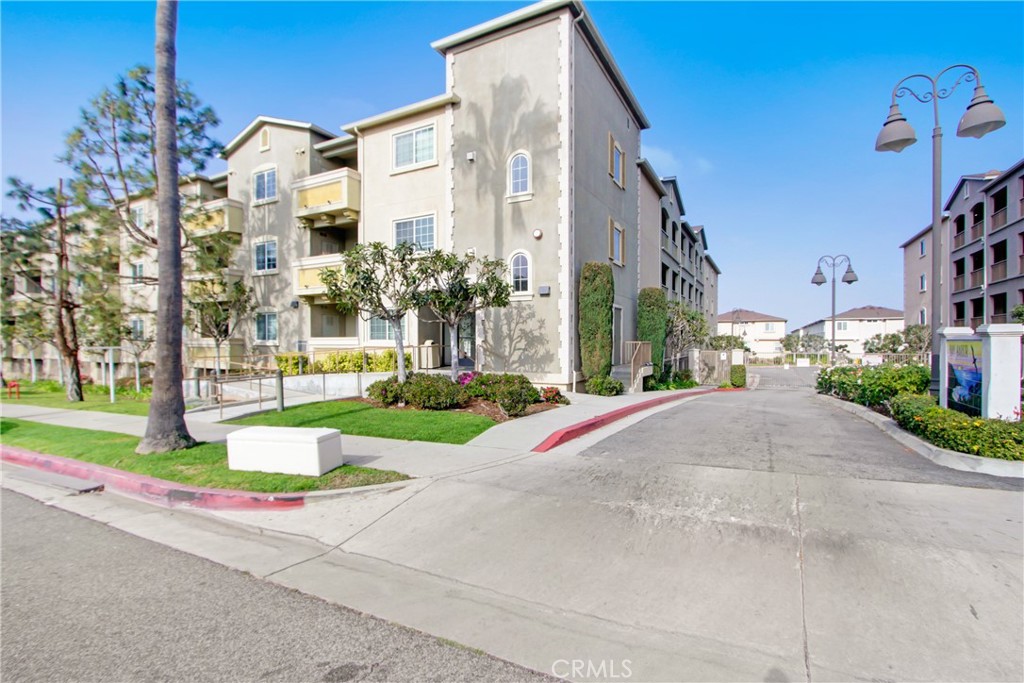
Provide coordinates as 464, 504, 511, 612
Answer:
990, 260, 1007, 282
660, 232, 679, 262
990, 208, 1007, 231
184, 198, 243, 237
953, 318, 966, 327
292, 168, 360, 227
990, 314, 1008, 324
969, 268, 985, 288
953, 231, 966, 250
293, 253, 345, 298
969, 221, 984, 241
952, 274, 966, 292
970, 316, 983, 329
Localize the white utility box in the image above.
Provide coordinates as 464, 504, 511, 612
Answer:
227, 426, 343, 476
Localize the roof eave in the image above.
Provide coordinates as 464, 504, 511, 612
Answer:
341, 94, 460, 135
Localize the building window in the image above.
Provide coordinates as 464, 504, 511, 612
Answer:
254, 239, 278, 273
509, 251, 531, 295
130, 262, 144, 285
609, 220, 624, 265
130, 318, 145, 340
253, 168, 277, 203
393, 124, 435, 170
836, 321, 848, 331
608, 134, 624, 187
919, 238, 926, 256
394, 215, 435, 251
259, 128, 270, 151
509, 153, 531, 196
919, 273, 926, 291
919, 308, 926, 325
255, 312, 278, 344
130, 206, 145, 229
765, 322, 775, 332
369, 315, 406, 341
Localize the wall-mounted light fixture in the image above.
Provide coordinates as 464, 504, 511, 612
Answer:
466, 151, 476, 162
532, 229, 543, 240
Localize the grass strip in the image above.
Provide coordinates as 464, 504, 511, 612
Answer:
0, 418, 409, 493
229, 399, 495, 445
0, 381, 151, 416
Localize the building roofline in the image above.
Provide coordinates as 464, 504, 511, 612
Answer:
705, 253, 721, 274
718, 308, 787, 323
637, 159, 667, 197
222, 116, 334, 157
661, 176, 685, 217
942, 170, 1002, 211
898, 218, 945, 249
980, 157, 1024, 193
341, 94, 460, 134
314, 135, 358, 159
430, 0, 650, 129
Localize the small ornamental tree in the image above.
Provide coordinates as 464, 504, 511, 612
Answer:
901, 324, 931, 354
708, 335, 748, 351
578, 262, 614, 378
184, 279, 256, 376
637, 287, 668, 379
800, 334, 826, 353
782, 333, 801, 354
419, 250, 511, 382
666, 301, 709, 358
319, 242, 429, 384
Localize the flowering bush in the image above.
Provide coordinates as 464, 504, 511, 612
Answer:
541, 386, 570, 405
816, 364, 929, 407
457, 371, 481, 387
889, 393, 1024, 460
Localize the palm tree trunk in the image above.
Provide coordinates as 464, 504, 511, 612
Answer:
138, 0, 194, 453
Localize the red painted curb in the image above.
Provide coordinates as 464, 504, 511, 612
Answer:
533, 387, 739, 452
1, 445, 306, 510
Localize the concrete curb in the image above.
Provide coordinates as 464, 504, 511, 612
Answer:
817, 394, 1024, 479
0, 446, 308, 510
532, 387, 731, 452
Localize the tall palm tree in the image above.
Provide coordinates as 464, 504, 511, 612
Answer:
138, 0, 194, 453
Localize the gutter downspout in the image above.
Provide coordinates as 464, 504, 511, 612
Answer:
570, 10, 584, 394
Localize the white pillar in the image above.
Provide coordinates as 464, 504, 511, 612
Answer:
937, 327, 976, 409
977, 324, 1023, 421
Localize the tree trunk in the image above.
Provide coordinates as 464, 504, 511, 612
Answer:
214, 341, 222, 378
29, 348, 37, 383
53, 181, 83, 402
134, 357, 141, 393
449, 320, 459, 383
138, 0, 194, 453
392, 318, 407, 384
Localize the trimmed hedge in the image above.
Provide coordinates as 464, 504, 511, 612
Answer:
730, 365, 746, 388
277, 350, 411, 376
586, 374, 623, 396
890, 393, 1024, 460
816, 364, 930, 406
637, 287, 668, 381
578, 262, 614, 378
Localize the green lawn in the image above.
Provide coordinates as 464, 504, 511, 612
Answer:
230, 400, 495, 445
0, 418, 409, 493
1, 381, 151, 416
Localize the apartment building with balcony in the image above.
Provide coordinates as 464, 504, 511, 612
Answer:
946, 161, 1024, 328
898, 217, 948, 328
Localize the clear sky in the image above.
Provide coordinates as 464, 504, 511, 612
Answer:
3, 1, 1022, 330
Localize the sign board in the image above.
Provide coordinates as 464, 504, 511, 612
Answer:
946, 339, 983, 417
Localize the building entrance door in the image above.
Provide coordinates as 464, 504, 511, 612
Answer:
457, 316, 476, 368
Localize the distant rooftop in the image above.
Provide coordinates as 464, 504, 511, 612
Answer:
718, 308, 786, 323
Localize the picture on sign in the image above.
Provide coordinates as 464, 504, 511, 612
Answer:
946, 340, 982, 417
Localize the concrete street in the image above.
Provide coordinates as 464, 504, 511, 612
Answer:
0, 490, 549, 683
3, 369, 1021, 682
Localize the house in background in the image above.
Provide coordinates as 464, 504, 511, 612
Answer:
794, 305, 904, 358
716, 309, 786, 358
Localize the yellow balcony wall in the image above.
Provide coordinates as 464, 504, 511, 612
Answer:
184, 198, 244, 237
293, 254, 345, 300
292, 169, 361, 226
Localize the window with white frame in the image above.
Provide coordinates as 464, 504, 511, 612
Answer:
259, 128, 271, 151
393, 124, 435, 170
836, 321, 849, 331
253, 168, 277, 203
919, 273, 927, 291
609, 220, 624, 265
130, 262, 144, 285
765, 322, 775, 332
255, 311, 278, 344
254, 239, 278, 273
394, 215, 435, 251
369, 315, 407, 341
130, 318, 145, 340
509, 153, 530, 196
919, 238, 926, 256
130, 206, 145, 230
510, 251, 531, 295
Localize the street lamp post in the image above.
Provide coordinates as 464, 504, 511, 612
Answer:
812, 255, 858, 365
874, 65, 1006, 393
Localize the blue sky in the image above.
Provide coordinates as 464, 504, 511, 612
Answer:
3, 1, 1022, 330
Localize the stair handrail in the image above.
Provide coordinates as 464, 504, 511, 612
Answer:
626, 341, 652, 392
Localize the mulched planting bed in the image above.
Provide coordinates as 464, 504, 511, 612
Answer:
349, 396, 560, 423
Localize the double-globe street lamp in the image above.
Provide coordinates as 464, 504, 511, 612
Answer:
812, 255, 858, 365
874, 64, 1006, 393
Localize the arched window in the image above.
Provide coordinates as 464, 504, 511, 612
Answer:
509, 251, 531, 295
509, 153, 530, 196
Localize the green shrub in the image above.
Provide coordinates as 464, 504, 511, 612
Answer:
401, 373, 466, 410
578, 262, 613, 378
275, 353, 311, 376
890, 392, 1024, 460
586, 374, 623, 396
637, 287, 668, 381
495, 380, 541, 417
674, 369, 694, 384
311, 349, 412, 374
464, 373, 538, 404
541, 386, 570, 405
817, 364, 930, 406
367, 375, 404, 406
730, 364, 746, 388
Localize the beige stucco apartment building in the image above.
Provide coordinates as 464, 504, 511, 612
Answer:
794, 305, 904, 358
3, 0, 723, 389
716, 309, 787, 358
